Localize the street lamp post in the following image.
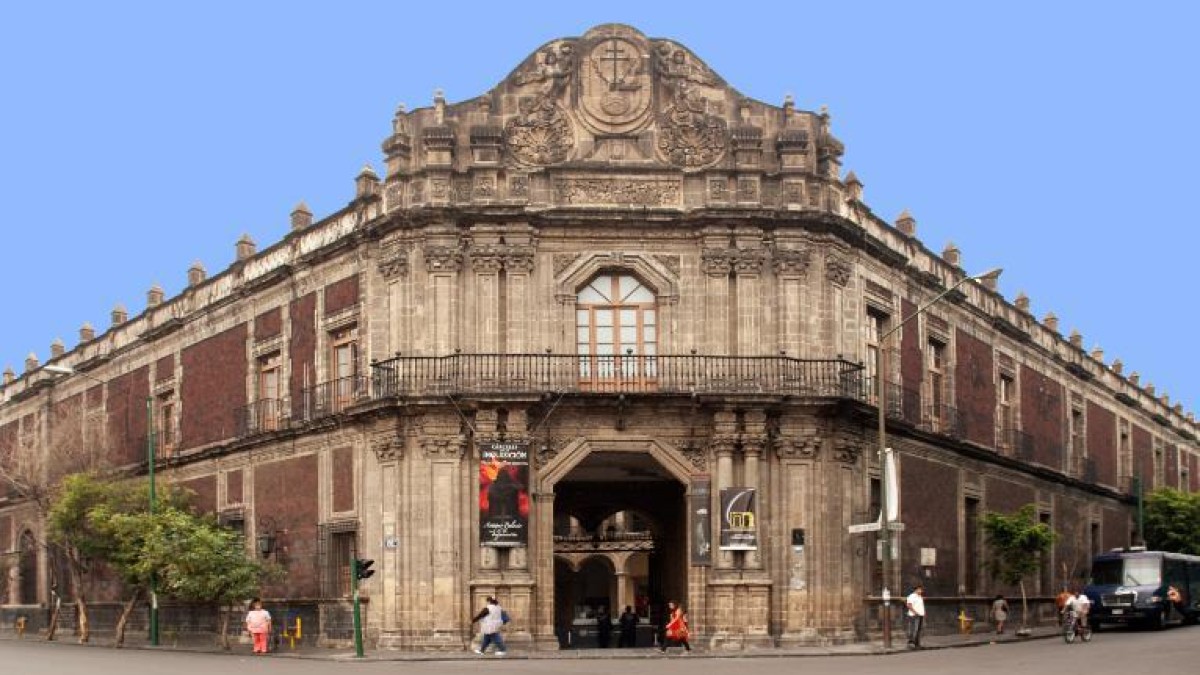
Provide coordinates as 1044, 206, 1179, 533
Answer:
44, 364, 159, 646
874, 266, 1001, 649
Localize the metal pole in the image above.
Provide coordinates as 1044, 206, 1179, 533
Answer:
351, 559, 364, 658
877, 346, 891, 649
1135, 475, 1145, 545
147, 396, 159, 646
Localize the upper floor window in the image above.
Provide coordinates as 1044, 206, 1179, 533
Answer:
997, 373, 1015, 448
257, 352, 283, 431
864, 308, 888, 389
330, 327, 358, 381
927, 338, 948, 427
576, 274, 657, 389
156, 392, 176, 455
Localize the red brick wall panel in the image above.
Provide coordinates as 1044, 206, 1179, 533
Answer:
289, 293, 316, 418
48, 394, 83, 482
106, 366, 150, 466
179, 475, 217, 514
254, 454, 319, 598
900, 455, 959, 595
332, 446, 354, 513
1054, 498, 1088, 580
254, 307, 282, 342
155, 355, 175, 382
985, 477, 1035, 516
1164, 444, 1178, 489
323, 275, 360, 316
1103, 508, 1130, 550
1132, 425, 1154, 489
899, 299, 923, 422
227, 469, 243, 504
180, 324, 247, 449
1191, 454, 1199, 492
1020, 365, 1065, 468
1086, 402, 1117, 487
955, 330, 995, 447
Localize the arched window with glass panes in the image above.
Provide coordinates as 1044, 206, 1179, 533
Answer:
576, 273, 658, 391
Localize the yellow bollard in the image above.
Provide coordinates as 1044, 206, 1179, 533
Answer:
957, 611, 973, 635
15, 616, 27, 638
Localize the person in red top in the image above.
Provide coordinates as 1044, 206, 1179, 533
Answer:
659, 600, 691, 654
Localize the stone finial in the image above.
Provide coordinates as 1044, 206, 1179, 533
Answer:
236, 234, 256, 261
1090, 346, 1104, 362
1145, 383, 1155, 396
1129, 371, 1140, 386
1161, 393, 1170, 407
392, 103, 409, 135
79, 322, 95, 343
1015, 291, 1030, 313
895, 209, 916, 236
111, 303, 128, 326
25, 352, 38, 373
1069, 329, 1083, 349
355, 164, 380, 199
1174, 403, 1183, 415
290, 201, 313, 231
3, 366, 14, 385
1188, 412, 1195, 424
1112, 358, 1123, 375
433, 88, 446, 124
981, 273, 999, 292
1043, 312, 1059, 333
147, 283, 164, 308
844, 171, 863, 201
50, 338, 65, 359
188, 261, 207, 287
782, 94, 794, 120
942, 242, 961, 268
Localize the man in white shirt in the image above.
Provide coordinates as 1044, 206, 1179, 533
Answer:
905, 584, 926, 648
1065, 590, 1091, 626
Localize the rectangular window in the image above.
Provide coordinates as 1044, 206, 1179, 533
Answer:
927, 338, 947, 431
1071, 408, 1085, 474
1118, 420, 1132, 490
997, 374, 1014, 450
330, 530, 356, 597
865, 309, 887, 403
157, 393, 176, 456
257, 352, 283, 431
329, 327, 359, 413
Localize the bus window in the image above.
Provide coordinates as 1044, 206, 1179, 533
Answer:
1123, 558, 1161, 587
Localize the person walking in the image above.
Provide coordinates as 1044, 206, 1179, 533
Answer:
658, 600, 691, 654
244, 598, 272, 655
618, 605, 639, 648
991, 594, 1009, 634
471, 596, 508, 656
905, 584, 926, 649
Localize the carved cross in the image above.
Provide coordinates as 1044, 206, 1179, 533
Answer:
602, 40, 630, 88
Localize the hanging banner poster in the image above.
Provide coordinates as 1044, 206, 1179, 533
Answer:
689, 478, 712, 566
479, 440, 531, 547
719, 487, 758, 551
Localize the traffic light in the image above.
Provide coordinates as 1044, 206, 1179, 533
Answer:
355, 558, 375, 580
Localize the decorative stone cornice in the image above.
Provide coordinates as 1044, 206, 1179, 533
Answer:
774, 436, 819, 459
423, 245, 464, 274
700, 248, 736, 276
771, 248, 811, 277
420, 435, 468, 458
371, 437, 404, 462
826, 256, 852, 287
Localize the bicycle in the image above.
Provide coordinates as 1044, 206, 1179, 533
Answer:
1062, 609, 1093, 643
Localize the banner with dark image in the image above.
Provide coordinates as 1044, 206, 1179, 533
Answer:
689, 478, 712, 566
718, 487, 758, 550
479, 440, 531, 547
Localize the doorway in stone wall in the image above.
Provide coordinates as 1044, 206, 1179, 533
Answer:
551, 451, 687, 649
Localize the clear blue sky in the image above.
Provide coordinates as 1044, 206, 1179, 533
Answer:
1, 2, 1196, 416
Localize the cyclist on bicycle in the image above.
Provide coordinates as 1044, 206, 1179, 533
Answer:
1063, 588, 1092, 635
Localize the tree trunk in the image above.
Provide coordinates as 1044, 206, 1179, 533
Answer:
70, 563, 90, 644
219, 604, 232, 651
114, 589, 142, 648
1020, 579, 1029, 630
45, 593, 61, 641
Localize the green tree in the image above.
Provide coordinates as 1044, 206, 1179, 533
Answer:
1143, 487, 1200, 555
146, 508, 278, 650
981, 504, 1056, 634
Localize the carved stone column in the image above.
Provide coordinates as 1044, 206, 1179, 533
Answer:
742, 410, 767, 570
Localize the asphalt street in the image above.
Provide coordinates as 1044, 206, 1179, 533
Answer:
1, 624, 1195, 675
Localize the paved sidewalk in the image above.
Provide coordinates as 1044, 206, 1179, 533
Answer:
2, 624, 1063, 661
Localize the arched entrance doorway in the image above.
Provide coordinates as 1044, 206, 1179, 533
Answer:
18, 529, 38, 605
551, 450, 687, 648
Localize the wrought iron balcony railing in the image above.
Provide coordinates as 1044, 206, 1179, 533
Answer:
370, 353, 864, 399
235, 397, 290, 437
920, 403, 965, 439
301, 376, 371, 420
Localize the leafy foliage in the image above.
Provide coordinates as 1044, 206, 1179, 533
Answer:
1143, 487, 1200, 555
981, 504, 1056, 630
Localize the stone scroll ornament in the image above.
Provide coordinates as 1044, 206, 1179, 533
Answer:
657, 78, 728, 168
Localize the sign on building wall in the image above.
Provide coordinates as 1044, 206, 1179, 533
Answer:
689, 478, 712, 566
479, 440, 530, 547
719, 487, 758, 550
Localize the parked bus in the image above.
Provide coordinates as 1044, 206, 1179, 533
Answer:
1084, 548, 1200, 630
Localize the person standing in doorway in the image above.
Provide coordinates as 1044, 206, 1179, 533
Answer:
905, 584, 926, 649
471, 596, 508, 656
659, 600, 691, 654
244, 598, 272, 655
595, 605, 612, 648
618, 605, 639, 648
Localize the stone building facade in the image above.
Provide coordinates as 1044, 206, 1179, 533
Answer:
2, 24, 1198, 648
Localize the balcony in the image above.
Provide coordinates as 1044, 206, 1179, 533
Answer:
300, 375, 370, 419
370, 353, 863, 399
920, 403, 965, 439
235, 398, 290, 437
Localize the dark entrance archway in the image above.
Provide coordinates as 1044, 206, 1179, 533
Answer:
18, 529, 38, 605
552, 451, 687, 648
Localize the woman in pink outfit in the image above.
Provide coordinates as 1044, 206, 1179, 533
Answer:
244, 598, 272, 654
